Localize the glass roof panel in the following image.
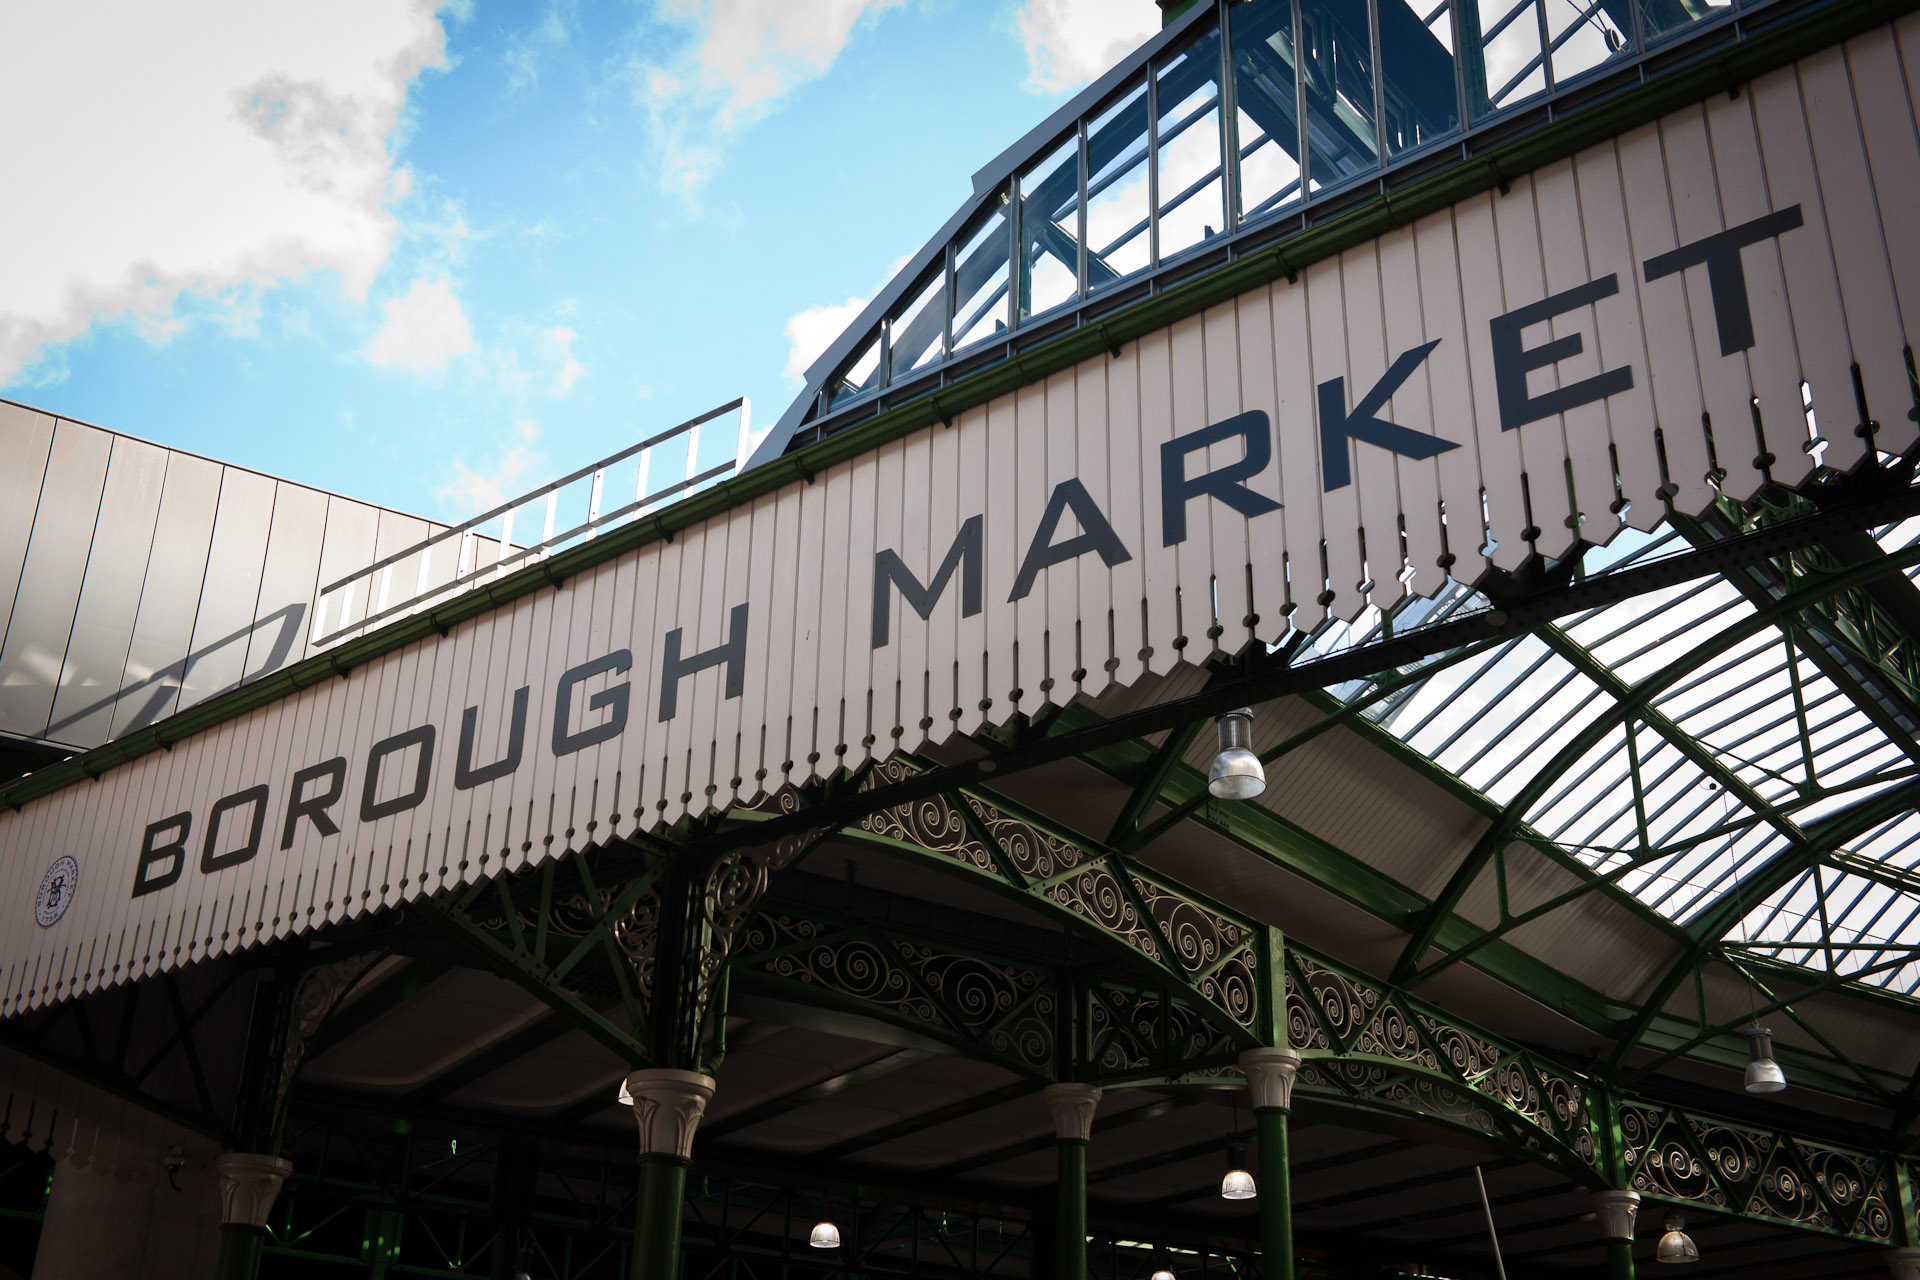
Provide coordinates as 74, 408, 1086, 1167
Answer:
1322, 514, 1920, 997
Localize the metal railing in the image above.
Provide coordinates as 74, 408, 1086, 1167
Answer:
311, 398, 754, 648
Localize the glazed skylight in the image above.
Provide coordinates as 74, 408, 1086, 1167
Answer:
1325, 518, 1920, 996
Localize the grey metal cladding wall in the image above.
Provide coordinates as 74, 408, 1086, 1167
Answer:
0, 400, 451, 752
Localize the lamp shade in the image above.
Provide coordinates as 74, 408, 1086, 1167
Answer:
1743, 1025, 1786, 1094
809, 1221, 841, 1249
1220, 1169, 1257, 1199
1221, 1142, 1256, 1200
1208, 709, 1265, 800
1656, 1215, 1698, 1264
1152, 1270, 1176, 1280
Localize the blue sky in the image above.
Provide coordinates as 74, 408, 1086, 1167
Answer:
0, 0, 1161, 521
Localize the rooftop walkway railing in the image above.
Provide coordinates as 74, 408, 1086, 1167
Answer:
310, 398, 755, 648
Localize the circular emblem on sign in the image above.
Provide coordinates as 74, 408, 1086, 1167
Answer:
36, 856, 78, 928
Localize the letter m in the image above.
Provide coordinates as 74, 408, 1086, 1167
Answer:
872, 514, 984, 649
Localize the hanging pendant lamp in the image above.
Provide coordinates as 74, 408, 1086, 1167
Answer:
1742, 1024, 1787, 1094
1208, 709, 1265, 800
1655, 1214, 1699, 1264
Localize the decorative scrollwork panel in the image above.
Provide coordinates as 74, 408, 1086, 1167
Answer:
1622, 1106, 1898, 1241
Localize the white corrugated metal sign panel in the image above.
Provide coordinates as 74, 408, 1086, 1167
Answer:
7, 22, 1920, 1015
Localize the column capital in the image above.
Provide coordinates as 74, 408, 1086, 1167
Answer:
1238, 1046, 1302, 1111
625, 1068, 716, 1161
1043, 1082, 1103, 1142
1591, 1189, 1641, 1240
215, 1153, 293, 1228
1889, 1246, 1920, 1280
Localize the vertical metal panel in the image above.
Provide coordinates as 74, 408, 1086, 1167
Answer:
1838, 29, 1920, 457
1518, 164, 1602, 560
1166, 316, 1215, 642
0, 421, 111, 737
1046, 368, 1086, 683
751, 484, 799, 769
614, 539, 665, 818
107, 452, 221, 738
1011, 377, 1051, 699
312, 497, 380, 643
780, 473, 825, 790
711, 508, 755, 807
1105, 337, 1149, 689
407, 615, 468, 909
735, 491, 781, 803
246, 483, 329, 681
1235, 282, 1294, 632
1660, 107, 1767, 504
1453, 192, 1529, 569
1749, 65, 1862, 472
1619, 121, 1710, 511
1273, 263, 1325, 633
1646, 113, 1725, 513
178, 467, 276, 713
839, 429, 881, 773
43, 437, 168, 748
982, 389, 1023, 706
1700, 89, 1811, 491
1541, 155, 1627, 545
1201, 300, 1257, 643
658, 526, 707, 827
0, 402, 56, 656
873, 436, 914, 743
951, 407, 993, 738
1571, 141, 1665, 530
1493, 173, 1585, 566
1074, 352, 1117, 696
1132, 327, 1181, 671
1339, 242, 1410, 613
1306, 257, 1365, 615
809, 461, 852, 789
918, 423, 959, 746
508, 559, 561, 868
1376, 227, 1447, 600
1798, 46, 1911, 459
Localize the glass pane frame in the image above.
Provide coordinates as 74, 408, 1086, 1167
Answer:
783, 0, 1785, 440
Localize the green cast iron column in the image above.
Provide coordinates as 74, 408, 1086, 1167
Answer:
1044, 1083, 1102, 1278
213, 1155, 295, 1280
1256, 1104, 1292, 1275
1239, 1047, 1301, 1280
215, 967, 299, 1280
213, 1226, 266, 1280
1592, 1084, 1639, 1278
625, 1069, 716, 1280
635, 1154, 691, 1278
1592, 1191, 1641, 1279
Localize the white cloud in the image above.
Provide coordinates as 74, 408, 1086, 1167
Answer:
630, 0, 905, 196
783, 295, 872, 384
780, 251, 912, 385
363, 277, 474, 374
0, 0, 452, 385
1015, 0, 1160, 94
543, 326, 584, 395
439, 419, 543, 516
